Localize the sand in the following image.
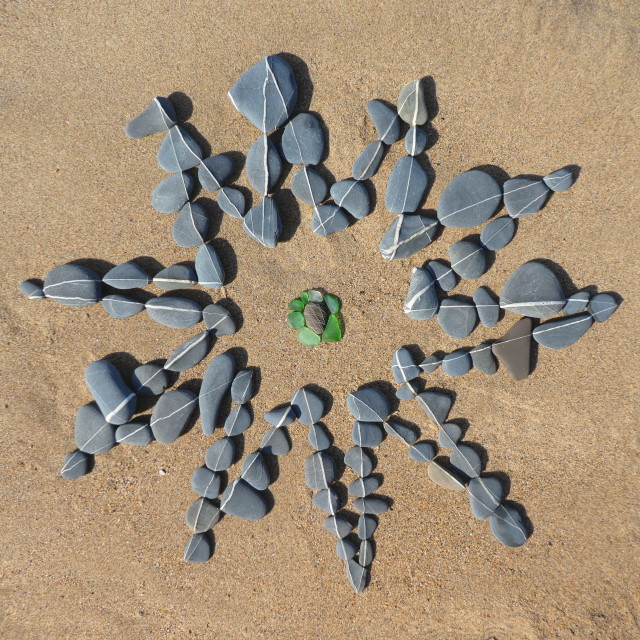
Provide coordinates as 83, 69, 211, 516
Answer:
1, 1, 638, 638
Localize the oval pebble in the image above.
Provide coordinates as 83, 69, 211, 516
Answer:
101, 294, 145, 319
408, 442, 436, 462
291, 387, 324, 425
396, 381, 419, 401
442, 350, 473, 377
195, 244, 224, 290
202, 303, 236, 335
380, 214, 438, 261
532, 313, 593, 349
311, 204, 350, 237
230, 369, 255, 404
191, 466, 222, 499
449, 239, 487, 280
150, 389, 198, 444
115, 420, 154, 446
146, 296, 202, 329
243, 196, 281, 248
264, 405, 296, 427
473, 286, 499, 328
354, 496, 388, 515
85, 360, 136, 426
205, 437, 236, 471
74, 403, 118, 454
437, 170, 502, 228
416, 391, 452, 426
352, 140, 384, 181
183, 532, 212, 563
241, 451, 270, 491
563, 291, 590, 315
19, 280, 45, 300
489, 504, 529, 547
480, 215, 516, 251
405, 126, 428, 156
153, 264, 197, 290
467, 476, 503, 520
344, 446, 374, 477
500, 262, 566, 318
383, 420, 418, 445
164, 331, 211, 372
347, 388, 389, 423
60, 450, 93, 479
366, 99, 401, 144
543, 167, 575, 192
185, 497, 221, 533
151, 172, 194, 214
223, 404, 252, 436
397, 79, 428, 126
420, 355, 441, 374
587, 293, 619, 323
131, 363, 168, 396
392, 347, 421, 383
198, 154, 234, 192
348, 476, 381, 498
246, 134, 282, 195
217, 187, 246, 219
385, 156, 428, 214
437, 298, 478, 339
438, 423, 463, 448
346, 559, 367, 593
304, 452, 336, 490
281, 113, 324, 166
330, 179, 370, 219
260, 426, 291, 456
336, 538, 357, 561
450, 443, 483, 478
503, 178, 550, 219
102, 262, 149, 290
291, 166, 327, 205
358, 514, 377, 540
324, 515, 352, 539
352, 421, 384, 448
359, 539, 373, 566
125, 96, 176, 139
427, 260, 457, 292
43, 264, 102, 307
403, 267, 438, 320
312, 487, 340, 514
220, 478, 268, 520
308, 423, 331, 451
157, 125, 202, 172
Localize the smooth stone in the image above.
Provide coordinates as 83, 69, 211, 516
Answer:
281, 113, 324, 165
85, 360, 136, 426
391, 347, 421, 383
60, 450, 92, 479
183, 533, 212, 563
19, 280, 45, 300
437, 170, 502, 228
347, 388, 390, 423
344, 446, 374, 477
151, 172, 194, 214
131, 363, 168, 396
102, 262, 149, 290
74, 404, 117, 454
427, 260, 457, 292
420, 354, 441, 374
336, 538, 357, 561
563, 291, 590, 315
311, 203, 350, 236
500, 261, 566, 318
587, 293, 619, 323
438, 423, 463, 447
354, 496, 388, 515
503, 178, 550, 218
437, 298, 478, 339
220, 478, 268, 520
404, 126, 428, 155
228, 55, 297, 133
492, 318, 532, 381
397, 79, 428, 125
467, 476, 503, 520
164, 332, 211, 372
304, 301, 327, 334
264, 405, 296, 427
101, 295, 144, 319
304, 452, 336, 490
543, 167, 574, 192
157, 125, 202, 172
352, 421, 384, 447
172, 202, 210, 248
291, 387, 324, 425
230, 370, 255, 404
416, 391, 451, 426
191, 466, 222, 499
352, 140, 384, 181
217, 187, 246, 219
43, 264, 101, 307
202, 304, 236, 336
470, 343, 498, 375
380, 214, 439, 260
442, 350, 473, 377
308, 423, 331, 451
291, 166, 327, 205
241, 451, 270, 490
223, 404, 253, 436
489, 504, 528, 547
383, 420, 418, 445
195, 243, 224, 290
480, 215, 516, 251
346, 559, 367, 593
150, 389, 197, 444
396, 381, 420, 401
125, 96, 176, 138
185, 497, 221, 533
260, 426, 291, 456
115, 420, 154, 446
473, 287, 500, 328
145, 296, 202, 329
408, 442, 436, 462
324, 515, 352, 539
359, 540, 373, 567
205, 437, 236, 471
307, 289, 324, 302
200, 352, 235, 436
450, 443, 482, 478
366, 99, 401, 144
358, 514, 378, 540
246, 134, 282, 195
533, 313, 593, 349
385, 156, 428, 213
330, 179, 370, 219
427, 461, 466, 491
153, 265, 197, 290
243, 196, 281, 248
449, 239, 487, 280
404, 268, 440, 319
348, 476, 381, 498
312, 487, 339, 514
198, 154, 234, 192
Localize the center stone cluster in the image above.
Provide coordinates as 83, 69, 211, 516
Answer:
287, 289, 343, 347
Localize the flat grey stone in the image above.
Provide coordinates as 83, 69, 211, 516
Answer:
241, 451, 270, 490
347, 388, 389, 423
489, 504, 528, 547
473, 286, 499, 328
359, 539, 373, 567
385, 156, 428, 213
195, 243, 224, 290
246, 134, 282, 195
145, 296, 202, 329
125, 96, 176, 139
198, 154, 234, 192
231, 370, 255, 404
403, 267, 439, 320
132, 363, 168, 396
74, 403, 117, 454
324, 515, 352, 539
228, 55, 297, 133
480, 215, 516, 251
200, 352, 235, 436
330, 179, 370, 218
500, 262, 566, 318
103, 262, 149, 290
416, 391, 451, 426
380, 214, 439, 260
164, 331, 211, 372
260, 426, 291, 456
470, 343, 497, 375
264, 405, 296, 427
191, 466, 222, 499
588, 293, 619, 323
60, 450, 92, 479
352, 140, 384, 181
217, 187, 246, 219
366, 99, 401, 144
354, 496, 388, 515
408, 442, 436, 462
438, 423, 463, 448
344, 446, 374, 477
449, 239, 487, 280
243, 196, 281, 248
543, 167, 574, 192
172, 202, 210, 248
151, 172, 194, 214
563, 291, 590, 315
153, 264, 197, 290
352, 421, 384, 447
19, 280, 45, 300
427, 461, 466, 491
205, 437, 235, 471
346, 559, 368, 593
392, 347, 421, 383
220, 478, 268, 520
185, 497, 221, 533
442, 350, 472, 377
348, 476, 381, 497
397, 79, 428, 126
150, 389, 198, 444
311, 203, 350, 236
450, 443, 482, 478
358, 514, 377, 540
492, 318, 532, 381
291, 166, 327, 205
101, 295, 144, 319
467, 476, 503, 520
396, 381, 420, 401
202, 304, 236, 336
437, 298, 478, 339
85, 360, 136, 426
291, 388, 324, 425
304, 452, 336, 490
336, 538, 357, 561
281, 113, 324, 165
420, 355, 441, 374
503, 178, 550, 218
533, 313, 593, 349
183, 533, 212, 563
157, 125, 202, 172
427, 261, 457, 292
43, 264, 101, 307
437, 170, 502, 228
383, 420, 418, 445
405, 126, 428, 155
115, 420, 154, 446
308, 423, 331, 451
312, 487, 339, 514
223, 404, 252, 436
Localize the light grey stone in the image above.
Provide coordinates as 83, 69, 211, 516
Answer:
115, 420, 154, 446
563, 291, 590, 315
125, 96, 176, 139
587, 293, 619, 323
101, 294, 145, 319
291, 387, 324, 425
157, 125, 202, 172
405, 126, 428, 155
450, 443, 482, 478
202, 304, 236, 336
437, 298, 478, 339
358, 514, 377, 540
354, 496, 388, 515
467, 476, 503, 520
85, 360, 136, 426
205, 437, 235, 471
470, 343, 497, 375
480, 215, 516, 251
291, 166, 327, 205
311, 203, 350, 236
427, 461, 466, 491
151, 172, 194, 214
324, 515, 352, 539
223, 404, 252, 436
346, 559, 368, 593
243, 196, 281, 248
74, 403, 117, 454
442, 350, 472, 377
427, 260, 457, 292
385, 156, 428, 213
260, 426, 291, 456
304, 452, 336, 490
403, 267, 438, 320
264, 405, 296, 427
348, 476, 381, 497
533, 313, 593, 349
383, 420, 418, 445
43, 264, 101, 307
489, 504, 528, 547
503, 178, 550, 218
217, 187, 246, 219
437, 170, 502, 228
543, 167, 575, 192
352, 140, 384, 181
220, 478, 268, 520
191, 466, 222, 499
60, 450, 92, 479
172, 202, 210, 248
312, 487, 339, 514
352, 421, 384, 447
198, 154, 234, 192
131, 363, 168, 396
449, 239, 487, 280
145, 296, 202, 329
366, 99, 401, 144
416, 391, 451, 426
241, 451, 270, 490
153, 264, 197, 290
491, 318, 532, 381
420, 355, 441, 374
246, 134, 282, 195
473, 286, 499, 328
19, 280, 45, 300
380, 214, 439, 260
150, 389, 198, 444
200, 352, 235, 436
308, 423, 331, 451
408, 442, 436, 462
396, 381, 420, 401
183, 533, 212, 563
164, 331, 211, 372
330, 179, 370, 218
231, 370, 255, 404
347, 388, 389, 423
344, 446, 374, 477
103, 262, 149, 290
397, 79, 428, 126
336, 538, 357, 561
281, 113, 324, 165
500, 262, 566, 318
195, 243, 224, 290
185, 497, 221, 533
391, 347, 421, 383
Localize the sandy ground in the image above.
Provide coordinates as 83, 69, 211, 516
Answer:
1, 1, 639, 638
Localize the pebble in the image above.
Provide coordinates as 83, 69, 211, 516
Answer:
358, 514, 378, 540
491, 317, 532, 381
304, 452, 336, 490
74, 403, 117, 454
217, 187, 246, 219
438, 423, 463, 448
43, 264, 102, 307
183, 533, 212, 563
500, 261, 566, 318
164, 332, 211, 373
311, 203, 350, 236
195, 243, 225, 290
383, 420, 418, 445
312, 487, 339, 514
303, 301, 328, 334
291, 166, 327, 205
347, 388, 390, 423
151, 172, 194, 214
403, 267, 439, 320
442, 350, 473, 376
420, 355, 441, 374
450, 443, 482, 478
260, 426, 291, 456
281, 113, 324, 165
352, 421, 384, 447
352, 141, 385, 181
503, 178, 550, 218
191, 466, 222, 498
397, 79, 428, 126
172, 202, 210, 247
153, 264, 197, 290
291, 387, 324, 425
473, 286, 500, 328
348, 476, 381, 497
228, 55, 297, 133
437, 298, 478, 339
405, 126, 428, 156
385, 156, 428, 213
533, 313, 593, 349
346, 559, 368, 593
416, 391, 451, 426
264, 405, 296, 427
198, 154, 234, 192
200, 352, 235, 436
85, 360, 136, 426
366, 99, 401, 144
241, 451, 270, 490
467, 476, 503, 520
379, 214, 439, 260
131, 363, 168, 396
587, 293, 619, 323
202, 304, 237, 336
427, 461, 466, 491
125, 97, 176, 139
220, 478, 268, 520
150, 389, 198, 444
336, 539, 357, 561
145, 296, 202, 329
324, 515, 353, 539
223, 404, 253, 436
470, 343, 498, 375
344, 446, 374, 477
354, 496, 388, 514
480, 215, 516, 251
563, 291, 590, 315
359, 539, 373, 567
396, 381, 419, 401
391, 347, 421, 383
157, 125, 202, 172
437, 170, 502, 228
102, 262, 149, 290
19, 280, 45, 300
246, 134, 282, 195
330, 179, 370, 218
449, 239, 487, 279
427, 261, 457, 292
101, 295, 145, 319
408, 442, 436, 462
205, 436, 236, 471
489, 504, 528, 547
60, 450, 92, 479
308, 423, 332, 451
230, 370, 255, 404
243, 196, 281, 248
115, 420, 154, 446
185, 497, 221, 533
543, 167, 575, 192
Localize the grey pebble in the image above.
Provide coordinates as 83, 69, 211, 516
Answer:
336, 538, 357, 561
492, 318, 532, 381
200, 352, 235, 436
467, 476, 503, 520
260, 426, 291, 456
366, 99, 401, 144
115, 420, 154, 446
427, 461, 466, 491
172, 202, 209, 248
101, 295, 145, 319
246, 134, 282, 195
437, 298, 478, 339
500, 262, 566, 318
43, 264, 101, 307
352, 421, 384, 447
157, 125, 202, 172
241, 451, 270, 490
427, 261, 457, 292
153, 264, 197, 290
396, 381, 419, 401
151, 172, 194, 214
449, 239, 487, 280
205, 437, 236, 471
563, 291, 590, 315
164, 331, 211, 372
348, 476, 381, 498
291, 387, 324, 425
533, 313, 593, 349
150, 389, 197, 444
408, 442, 436, 463
125, 97, 176, 139
183, 533, 212, 563
330, 179, 370, 219
354, 496, 388, 515
480, 215, 516, 251
223, 404, 253, 436
380, 214, 439, 261
383, 420, 418, 445
442, 350, 473, 377
145, 296, 202, 329
308, 423, 331, 451
217, 187, 246, 219
74, 403, 117, 454
324, 515, 353, 539
405, 126, 428, 156
346, 559, 368, 593
60, 450, 92, 479
304, 452, 336, 490
587, 293, 619, 323
198, 154, 234, 192
403, 267, 439, 320
437, 170, 502, 228
312, 487, 340, 514
191, 466, 222, 499
489, 504, 528, 547
103, 262, 149, 290
359, 539, 373, 567
202, 303, 236, 336
311, 203, 350, 236
473, 286, 499, 328
358, 514, 377, 540
347, 388, 389, 423
397, 79, 428, 126
131, 363, 168, 396
543, 167, 574, 192
470, 343, 498, 375
85, 360, 136, 426
281, 113, 324, 165
185, 497, 221, 533
19, 280, 45, 300
195, 243, 224, 290
391, 347, 421, 383
416, 391, 451, 426
231, 370, 255, 404
291, 166, 328, 205
243, 196, 281, 248
438, 423, 463, 448
385, 156, 428, 213
344, 446, 374, 477
220, 478, 268, 520
352, 140, 384, 181
420, 354, 441, 374
264, 405, 296, 427
450, 443, 482, 478
503, 178, 550, 218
